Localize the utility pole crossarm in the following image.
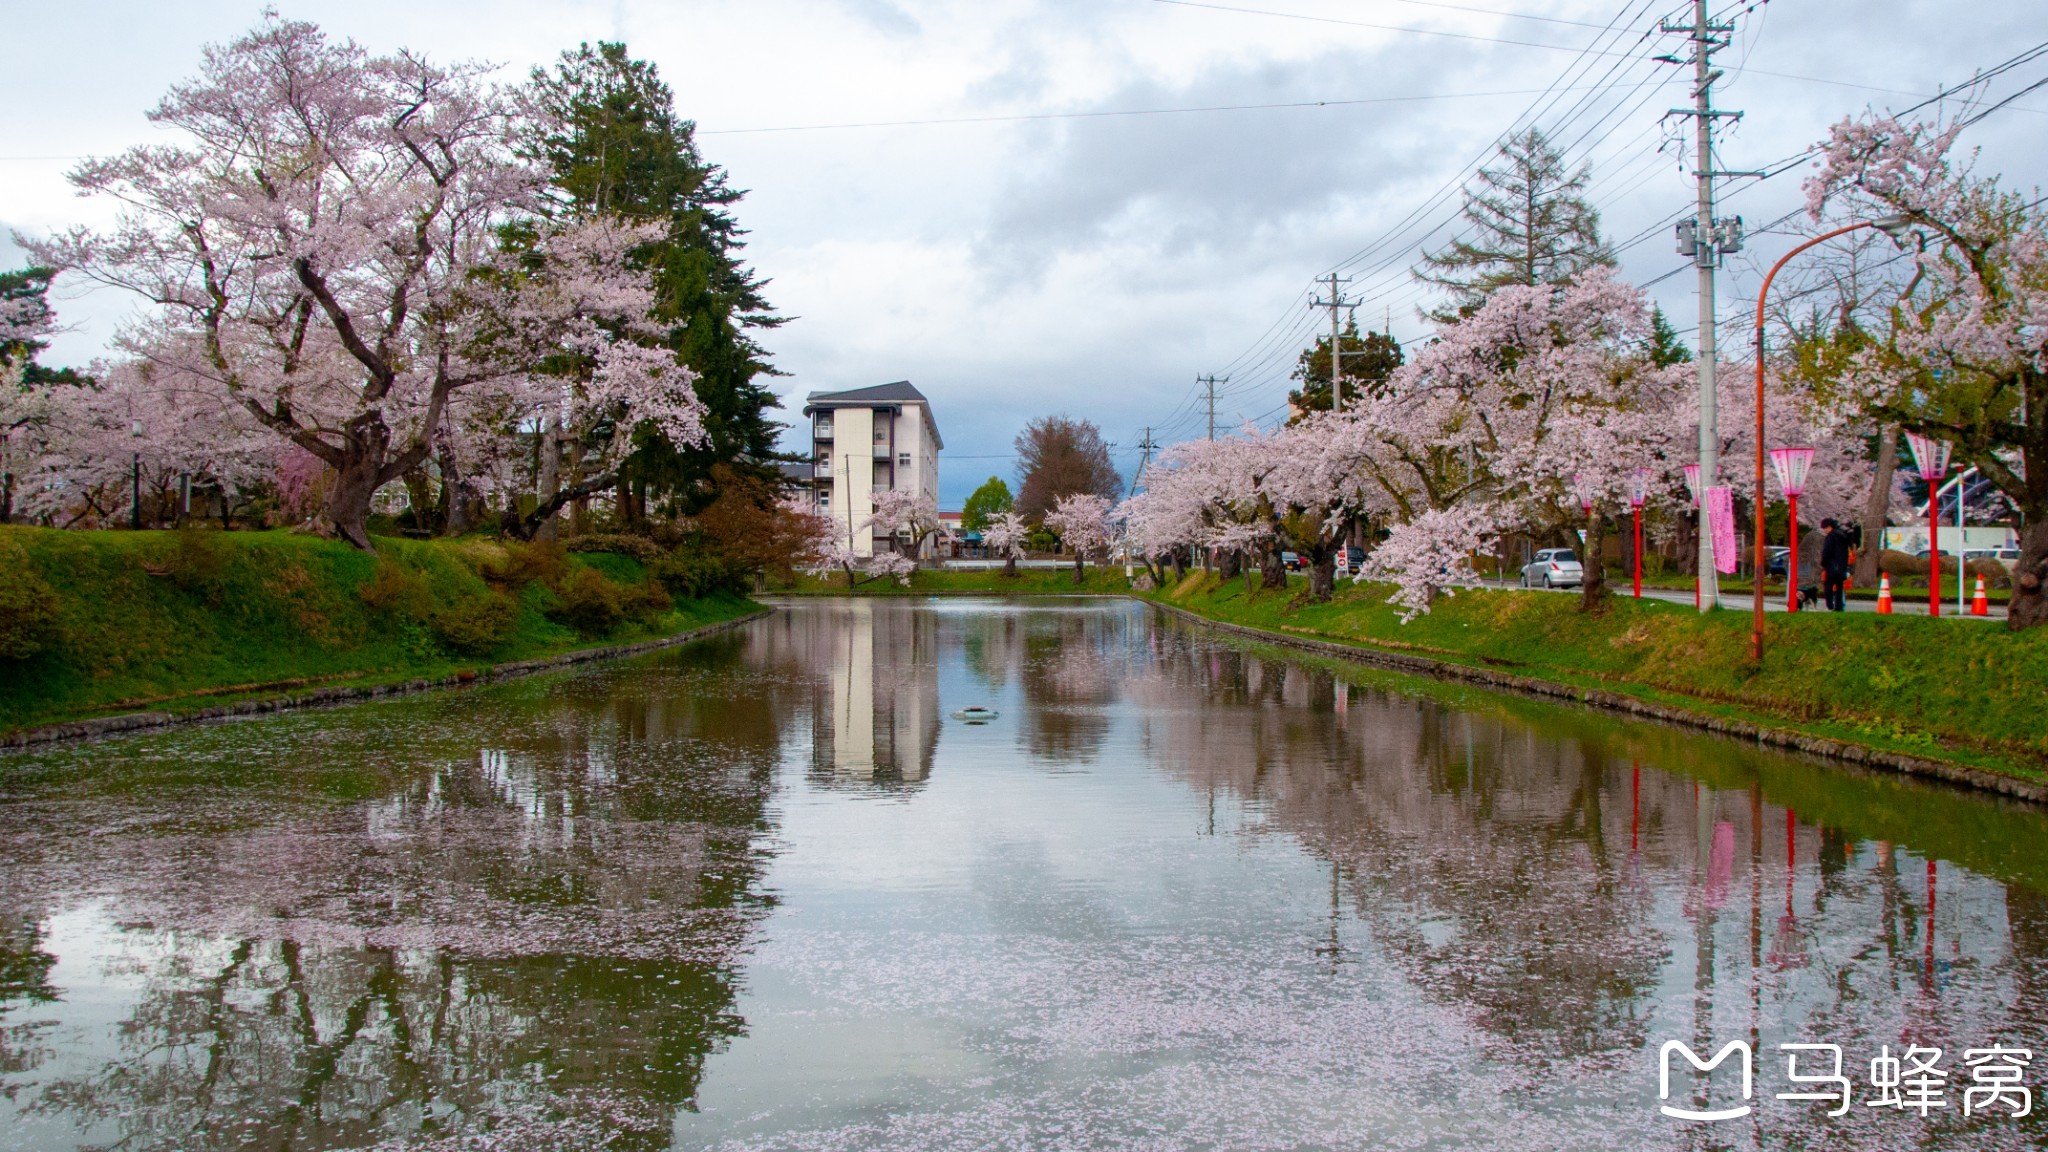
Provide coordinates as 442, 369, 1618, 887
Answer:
1310, 274, 1354, 414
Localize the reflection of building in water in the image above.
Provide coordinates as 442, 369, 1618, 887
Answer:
808, 600, 941, 787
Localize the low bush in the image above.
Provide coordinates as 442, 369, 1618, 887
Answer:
621, 576, 672, 625
0, 547, 60, 660
357, 559, 432, 618
549, 566, 626, 637
480, 539, 568, 590
563, 533, 661, 561
650, 548, 743, 599
430, 592, 519, 657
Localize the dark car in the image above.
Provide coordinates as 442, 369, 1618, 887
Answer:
1766, 547, 1790, 580
1280, 551, 1308, 571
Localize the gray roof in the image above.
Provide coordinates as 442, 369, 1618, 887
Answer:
802, 380, 942, 450
803, 380, 930, 408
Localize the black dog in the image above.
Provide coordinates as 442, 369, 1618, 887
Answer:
1797, 586, 1820, 609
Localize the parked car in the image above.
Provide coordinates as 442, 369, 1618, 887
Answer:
1765, 547, 1790, 580
1280, 551, 1307, 571
1991, 547, 2022, 570
1334, 545, 1365, 573
1519, 548, 1584, 589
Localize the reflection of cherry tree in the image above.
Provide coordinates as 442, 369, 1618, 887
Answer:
0, 658, 788, 1151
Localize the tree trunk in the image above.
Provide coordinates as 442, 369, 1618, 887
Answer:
1218, 548, 1241, 581
2010, 518, 2048, 631
1172, 550, 1186, 582
1004, 553, 1018, 578
1854, 425, 1898, 589
533, 418, 563, 542
1579, 514, 1610, 612
1072, 554, 1085, 585
1260, 547, 1286, 590
1309, 550, 1336, 602
320, 413, 394, 553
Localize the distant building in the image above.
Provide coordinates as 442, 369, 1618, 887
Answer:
803, 381, 942, 557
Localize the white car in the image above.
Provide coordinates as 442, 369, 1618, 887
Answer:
1520, 548, 1584, 589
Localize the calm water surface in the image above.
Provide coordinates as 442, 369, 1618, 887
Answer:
1, 598, 2044, 1150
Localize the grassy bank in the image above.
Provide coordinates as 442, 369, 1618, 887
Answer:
1149, 571, 2047, 783
0, 526, 757, 733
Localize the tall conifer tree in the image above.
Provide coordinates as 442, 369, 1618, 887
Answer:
1415, 128, 1613, 320
525, 43, 784, 518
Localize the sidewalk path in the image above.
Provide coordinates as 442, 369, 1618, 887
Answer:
1499, 581, 2009, 620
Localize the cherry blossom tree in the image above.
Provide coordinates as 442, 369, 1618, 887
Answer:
1358, 269, 1690, 610
981, 510, 1029, 578
862, 489, 942, 560
1804, 110, 2048, 628
30, 18, 702, 552
1362, 507, 1500, 621
1043, 492, 1113, 585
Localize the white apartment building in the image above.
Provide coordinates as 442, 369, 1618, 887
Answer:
803, 381, 942, 557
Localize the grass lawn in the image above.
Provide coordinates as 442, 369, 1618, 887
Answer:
0, 526, 758, 733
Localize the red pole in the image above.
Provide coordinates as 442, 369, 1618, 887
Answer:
1753, 222, 1872, 661
1785, 493, 1800, 612
1633, 504, 1644, 598
1928, 496, 1941, 617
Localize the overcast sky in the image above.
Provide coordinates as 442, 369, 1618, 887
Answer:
5, 0, 2045, 506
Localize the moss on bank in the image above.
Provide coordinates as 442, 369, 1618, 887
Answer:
0, 526, 757, 733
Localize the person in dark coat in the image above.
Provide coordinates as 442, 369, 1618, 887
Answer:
1819, 517, 1852, 611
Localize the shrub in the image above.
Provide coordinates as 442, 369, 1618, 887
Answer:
621, 577, 672, 625
563, 533, 661, 561
480, 539, 568, 590
156, 524, 233, 602
549, 567, 625, 637
357, 560, 431, 618
649, 548, 743, 599
0, 549, 60, 660
430, 593, 518, 657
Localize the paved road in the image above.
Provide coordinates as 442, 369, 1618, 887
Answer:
1499, 580, 2009, 620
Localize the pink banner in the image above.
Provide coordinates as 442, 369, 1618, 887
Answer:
1707, 486, 1738, 575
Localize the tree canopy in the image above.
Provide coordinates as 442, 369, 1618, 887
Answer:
1015, 416, 1121, 519
961, 476, 1013, 532
525, 41, 785, 517
1288, 322, 1403, 419
1415, 128, 1613, 320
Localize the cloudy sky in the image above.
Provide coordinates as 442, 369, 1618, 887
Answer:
5, 0, 2044, 506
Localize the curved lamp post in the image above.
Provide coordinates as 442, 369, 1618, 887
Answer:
1749, 215, 1916, 661
1905, 430, 1953, 617
1769, 446, 1814, 611
1628, 468, 1651, 598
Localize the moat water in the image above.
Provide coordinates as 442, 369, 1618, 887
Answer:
2, 598, 2044, 1150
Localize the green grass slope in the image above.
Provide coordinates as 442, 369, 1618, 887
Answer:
0, 526, 756, 732
1153, 572, 2048, 780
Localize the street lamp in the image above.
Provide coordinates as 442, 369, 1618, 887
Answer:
1768, 446, 1814, 611
1627, 468, 1651, 598
1749, 214, 1915, 660
1905, 430, 1953, 617
1683, 463, 1703, 608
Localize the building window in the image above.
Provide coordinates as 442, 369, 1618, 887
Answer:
814, 414, 833, 438
897, 453, 910, 468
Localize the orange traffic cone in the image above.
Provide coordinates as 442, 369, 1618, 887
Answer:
1972, 575, 1991, 616
1876, 574, 1894, 615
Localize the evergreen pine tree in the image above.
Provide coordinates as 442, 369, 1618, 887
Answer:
1415, 128, 1613, 320
1288, 321, 1402, 420
1646, 305, 1693, 367
525, 43, 785, 518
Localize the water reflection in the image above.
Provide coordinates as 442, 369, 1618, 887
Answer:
0, 644, 789, 1151
3, 600, 2046, 1151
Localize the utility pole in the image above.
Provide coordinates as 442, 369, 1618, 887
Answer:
1311, 273, 1353, 412
1198, 374, 1227, 439
1131, 426, 1160, 494
1663, 0, 1745, 612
